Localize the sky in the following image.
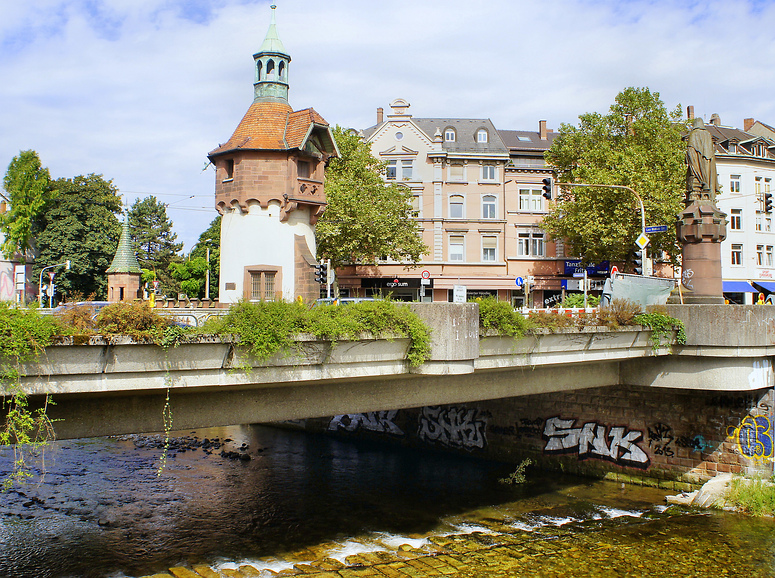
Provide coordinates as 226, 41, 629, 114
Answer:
3, 0, 775, 251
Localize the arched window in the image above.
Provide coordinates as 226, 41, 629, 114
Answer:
477, 129, 488, 143
449, 195, 464, 219
482, 195, 496, 219
445, 128, 456, 142
278, 61, 285, 80
267, 59, 275, 79
256, 61, 263, 81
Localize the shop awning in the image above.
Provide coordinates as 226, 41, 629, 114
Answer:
752, 281, 775, 293
723, 281, 757, 293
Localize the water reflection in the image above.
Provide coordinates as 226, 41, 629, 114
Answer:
0, 425, 773, 577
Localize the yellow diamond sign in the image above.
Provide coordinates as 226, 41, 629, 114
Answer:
635, 233, 650, 249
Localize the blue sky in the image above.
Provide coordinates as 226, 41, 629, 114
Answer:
3, 0, 775, 250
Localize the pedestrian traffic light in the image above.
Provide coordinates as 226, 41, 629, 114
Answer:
314, 262, 328, 284
542, 177, 553, 200
633, 250, 644, 276
765, 192, 773, 213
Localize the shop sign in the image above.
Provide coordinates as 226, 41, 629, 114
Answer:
564, 260, 610, 277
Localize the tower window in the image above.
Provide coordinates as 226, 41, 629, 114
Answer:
256, 61, 263, 81
278, 61, 285, 80
267, 59, 275, 79
224, 159, 234, 181
298, 160, 310, 179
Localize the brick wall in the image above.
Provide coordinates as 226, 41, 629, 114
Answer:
294, 384, 775, 490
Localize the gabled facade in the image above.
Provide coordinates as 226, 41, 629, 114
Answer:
208, 6, 338, 304
337, 99, 566, 307
699, 113, 775, 303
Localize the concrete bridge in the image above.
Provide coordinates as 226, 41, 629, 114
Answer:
9, 304, 774, 440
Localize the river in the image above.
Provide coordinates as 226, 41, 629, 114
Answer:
0, 425, 773, 577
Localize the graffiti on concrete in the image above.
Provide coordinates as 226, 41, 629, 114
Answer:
418, 406, 487, 450
328, 411, 404, 436
543, 416, 649, 468
647, 422, 675, 457
727, 415, 773, 462
490, 417, 545, 440
675, 434, 708, 453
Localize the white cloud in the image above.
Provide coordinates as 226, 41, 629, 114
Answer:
2, 0, 775, 250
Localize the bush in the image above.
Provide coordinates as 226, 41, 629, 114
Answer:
477, 297, 532, 338
527, 309, 576, 330
95, 301, 169, 341
725, 476, 775, 516
561, 293, 600, 308
597, 298, 642, 327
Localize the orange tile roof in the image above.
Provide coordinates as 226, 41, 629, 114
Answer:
209, 102, 330, 157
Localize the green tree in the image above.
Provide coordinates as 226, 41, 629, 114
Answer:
315, 126, 427, 268
542, 87, 686, 266
1, 150, 55, 260
32, 174, 122, 299
169, 216, 220, 299
128, 196, 183, 295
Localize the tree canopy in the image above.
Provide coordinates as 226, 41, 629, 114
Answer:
315, 126, 427, 268
1, 150, 55, 260
168, 215, 220, 299
128, 196, 183, 295
542, 87, 686, 266
32, 174, 122, 300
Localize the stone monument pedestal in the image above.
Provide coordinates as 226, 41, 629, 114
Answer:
676, 201, 727, 304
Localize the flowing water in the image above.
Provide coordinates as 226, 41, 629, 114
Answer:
0, 425, 773, 577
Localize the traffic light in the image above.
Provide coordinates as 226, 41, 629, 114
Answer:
633, 250, 644, 276
766, 192, 773, 213
541, 177, 553, 200
314, 262, 328, 284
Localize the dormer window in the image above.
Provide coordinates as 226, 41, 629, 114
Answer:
445, 128, 456, 142
477, 129, 488, 143
728, 142, 736, 153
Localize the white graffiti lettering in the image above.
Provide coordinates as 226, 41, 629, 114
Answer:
418, 406, 487, 450
327, 411, 404, 435
543, 416, 649, 467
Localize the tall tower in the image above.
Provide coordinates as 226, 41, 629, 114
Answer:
208, 5, 338, 304
106, 215, 142, 302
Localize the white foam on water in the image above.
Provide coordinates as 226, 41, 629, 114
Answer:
376, 532, 429, 550
326, 539, 386, 564
214, 558, 295, 575
653, 505, 670, 513
596, 506, 644, 519
448, 523, 498, 535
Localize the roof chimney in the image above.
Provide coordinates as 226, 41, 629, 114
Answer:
744, 118, 755, 132
709, 113, 721, 126
377, 107, 384, 124
539, 120, 547, 140
686, 105, 694, 120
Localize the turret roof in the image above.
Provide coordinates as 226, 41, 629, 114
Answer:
106, 218, 141, 274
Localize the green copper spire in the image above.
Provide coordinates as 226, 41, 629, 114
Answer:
106, 217, 141, 274
259, 5, 287, 54
253, 4, 291, 103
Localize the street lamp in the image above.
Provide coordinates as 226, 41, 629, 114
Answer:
38, 260, 71, 307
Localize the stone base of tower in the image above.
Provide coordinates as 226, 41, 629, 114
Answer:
107, 272, 142, 303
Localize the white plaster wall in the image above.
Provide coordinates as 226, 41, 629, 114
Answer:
219, 200, 315, 303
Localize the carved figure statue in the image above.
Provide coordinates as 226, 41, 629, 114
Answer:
685, 117, 719, 203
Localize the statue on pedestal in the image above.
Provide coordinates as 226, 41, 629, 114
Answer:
685, 117, 719, 203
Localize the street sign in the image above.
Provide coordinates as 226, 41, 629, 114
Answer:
645, 225, 668, 233
610, 265, 619, 276
452, 285, 467, 303
527, 276, 535, 284
635, 233, 650, 250
421, 270, 430, 279
515, 276, 523, 288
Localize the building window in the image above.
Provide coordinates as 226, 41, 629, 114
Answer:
731, 244, 743, 265
482, 236, 497, 262
386, 160, 397, 180
767, 178, 772, 194
224, 159, 234, 180
730, 175, 741, 193
757, 245, 764, 266
449, 195, 464, 219
401, 159, 413, 180
297, 160, 310, 179
767, 218, 773, 232
519, 188, 543, 212
482, 195, 496, 219
756, 177, 763, 195
730, 209, 742, 230
757, 215, 763, 231
449, 235, 465, 261
477, 129, 488, 143
517, 230, 545, 257
250, 271, 276, 301
395, 131, 403, 141
411, 194, 421, 218
448, 162, 465, 181
481, 164, 496, 181
768, 246, 774, 267
445, 128, 456, 142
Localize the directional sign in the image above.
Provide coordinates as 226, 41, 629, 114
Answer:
635, 233, 650, 250
645, 225, 668, 234
515, 276, 524, 288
